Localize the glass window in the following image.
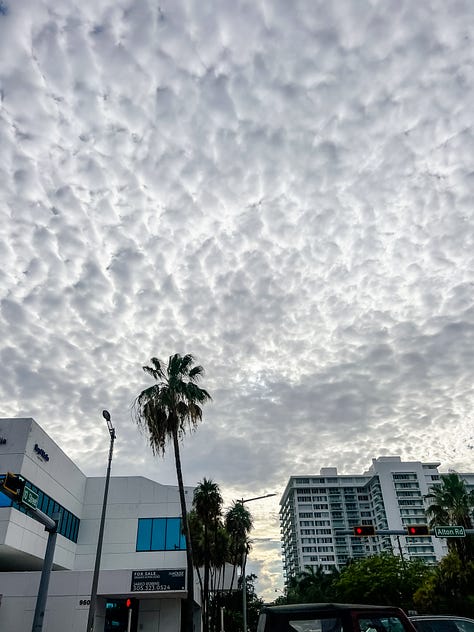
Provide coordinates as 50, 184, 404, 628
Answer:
358, 616, 407, 632
0, 490, 12, 507
136, 517, 187, 551
136, 518, 152, 551
151, 518, 166, 550
166, 518, 185, 550
289, 618, 342, 632
72, 517, 79, 542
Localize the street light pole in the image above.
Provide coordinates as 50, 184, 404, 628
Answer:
86, 410, 116, 632
238, 493, 277, 632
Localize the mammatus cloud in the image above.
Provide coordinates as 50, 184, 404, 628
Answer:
1, 0, 473, 599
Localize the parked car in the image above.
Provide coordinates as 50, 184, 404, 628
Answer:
410, 616, 474, 632
257, 603, 417, 632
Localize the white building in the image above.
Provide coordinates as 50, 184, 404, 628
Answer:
0, 417, 201, 632
279, 456, 474, 580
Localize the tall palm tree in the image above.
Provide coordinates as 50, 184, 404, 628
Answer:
191, 479, 224, 632
225, 501, 253, 591
426, 472, 474, 562
133, 354, 211, 632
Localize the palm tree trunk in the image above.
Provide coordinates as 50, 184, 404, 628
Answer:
172, 429, 195, 632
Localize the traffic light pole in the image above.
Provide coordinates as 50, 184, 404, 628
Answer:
1, 475, 60, 632
32, 514, 61, 632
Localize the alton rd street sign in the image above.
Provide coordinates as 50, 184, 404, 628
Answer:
434, 525, 465, 538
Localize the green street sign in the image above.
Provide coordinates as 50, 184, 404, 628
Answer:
434, 525, 465, 538
22, 487, 39, 510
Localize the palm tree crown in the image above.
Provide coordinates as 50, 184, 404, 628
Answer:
425, 472, 474, 562
134, 354, 211, 455
426, 472, 474, 529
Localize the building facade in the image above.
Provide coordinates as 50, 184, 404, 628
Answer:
280, 456, 473, 580
0, 417, 199, 632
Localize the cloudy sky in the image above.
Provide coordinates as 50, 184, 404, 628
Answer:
1, 0, 474, 598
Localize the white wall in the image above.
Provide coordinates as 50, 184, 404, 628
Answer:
74, 476, 192, 572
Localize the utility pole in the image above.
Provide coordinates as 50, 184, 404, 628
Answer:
86, 411, 116, 632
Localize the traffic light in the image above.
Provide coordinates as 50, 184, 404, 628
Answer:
406, 525, 430, 536
2, 472, 25, 500
125, 598, 137, 611
353, 525, 376, 536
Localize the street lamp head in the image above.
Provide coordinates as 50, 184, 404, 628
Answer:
102, 410, 115, 437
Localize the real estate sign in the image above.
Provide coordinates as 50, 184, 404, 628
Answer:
131, 569, 186, 592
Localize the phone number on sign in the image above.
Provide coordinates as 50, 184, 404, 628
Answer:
132, 582, 171, 591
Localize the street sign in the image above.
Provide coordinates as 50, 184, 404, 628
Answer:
22, 487, 39, 510
434, 525, 465, 538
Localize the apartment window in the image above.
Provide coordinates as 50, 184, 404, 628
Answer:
136, 517, 186, 551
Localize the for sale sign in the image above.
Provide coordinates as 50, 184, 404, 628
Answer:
131, 569, 185, 592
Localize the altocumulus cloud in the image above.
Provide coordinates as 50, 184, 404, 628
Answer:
1, 0, 474, 599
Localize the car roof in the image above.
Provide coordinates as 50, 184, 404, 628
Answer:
410, 616, 474, 622
262, 603, 404, 614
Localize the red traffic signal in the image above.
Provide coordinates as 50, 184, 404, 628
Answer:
406, 525, 430, 536
353, 525, 376, 537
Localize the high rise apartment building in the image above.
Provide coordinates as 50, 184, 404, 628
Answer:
280, 456, 471, 580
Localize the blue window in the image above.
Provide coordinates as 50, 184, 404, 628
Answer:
151, 519, 166, 550
136, 518, 186, 551
166, 518, 186, 550
0, 490, 12, 507
136, 518, 152, 551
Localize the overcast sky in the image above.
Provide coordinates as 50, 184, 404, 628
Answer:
1, 0, 474, 599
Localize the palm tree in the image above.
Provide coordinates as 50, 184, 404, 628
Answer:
133, 354, 211, 632
191, 479, 224, 632
425, 472, 474, 562
225, 501, 253, 591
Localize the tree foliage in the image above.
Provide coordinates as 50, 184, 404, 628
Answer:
189, 479, 227, 632
334, 553, 429, 611
413, 550, 474, 617
214, 574, 264, 632
188, 481, 256, 632
286, 565, 339, 604
284, 555, 430, 612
